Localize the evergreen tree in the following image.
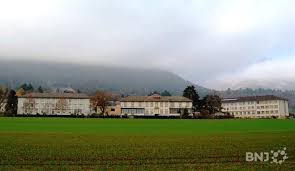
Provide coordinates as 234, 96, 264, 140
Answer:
161, 90, 172, 96
5, 90, 18, 115
148, 91, 161, 96
19, 83, 28, 91
183, 85, 200, 112
37, 86, 44, 93
27, 83, 34, 92
19, 83, 34, 92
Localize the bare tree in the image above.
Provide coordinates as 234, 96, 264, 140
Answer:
23, 93, 36, 114
200, 95, 222, 115
90, 91, 113, 115
0, 87, 9, 113
55, 97, 68, 114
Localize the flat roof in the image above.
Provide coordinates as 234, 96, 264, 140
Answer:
121, 95, 192, 102
20, 93, 90, 99
222, 95, 288, 103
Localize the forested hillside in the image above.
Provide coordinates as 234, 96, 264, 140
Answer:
0, 60, 209, 96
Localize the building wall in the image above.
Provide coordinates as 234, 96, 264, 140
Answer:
107, 104, 121, 115
96, 104, 121, 115
120, 101, 192, 115
17, 98, 91, 115
222, 100, 289, 118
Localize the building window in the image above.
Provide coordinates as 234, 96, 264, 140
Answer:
171, 102, 175, 107
186, 102, 190, 107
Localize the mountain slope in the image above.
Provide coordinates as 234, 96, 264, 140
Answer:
218, 88, 295, 111
0, 60, 209, 96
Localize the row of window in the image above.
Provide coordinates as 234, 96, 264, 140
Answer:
23, 102, 87, 107
122, 102, 190, 108
223, 100, 279, 106
23, 106, 88, 110
26, 102, 88, 105
121, 108, 179, 114
23, 109, 85, 114
121, 108, 144, 114
225, 105, 279, 111
229, 110, 279, 115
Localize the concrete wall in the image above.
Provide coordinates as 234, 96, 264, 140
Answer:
121, 101, 192, 115
222, 99, 289, 118
96, 104, 121, 115
17, 98, 91, 115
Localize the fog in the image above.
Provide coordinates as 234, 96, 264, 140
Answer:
0, 0, 295, 90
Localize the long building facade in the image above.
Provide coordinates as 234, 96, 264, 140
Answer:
222, 95, 289, 118
120, 94, 192, 116
17, 93, 92, 115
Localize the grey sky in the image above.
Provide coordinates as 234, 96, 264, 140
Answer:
0, 0, 295, 90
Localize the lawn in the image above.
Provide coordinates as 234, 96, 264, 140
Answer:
0, 118, 294, 170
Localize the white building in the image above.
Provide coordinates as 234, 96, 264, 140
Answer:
17, 93, 92, 115
120, 94, 192, 116
222, 95, 289, 119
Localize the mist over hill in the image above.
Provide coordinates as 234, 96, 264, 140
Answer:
218, 88, 295, 111
0, 60, 210, 96
1, 60, 295, 111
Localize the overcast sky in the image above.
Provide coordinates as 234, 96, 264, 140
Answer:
0, 0, 295, 90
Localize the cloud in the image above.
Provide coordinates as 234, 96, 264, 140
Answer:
0, 0, 295, 89
205, 57, 295, 90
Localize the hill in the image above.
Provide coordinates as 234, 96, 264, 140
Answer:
0, 60, 209, 96
218, 88, 295, 112
1, 60, 294, 111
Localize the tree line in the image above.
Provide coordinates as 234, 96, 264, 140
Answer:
0, 87, 17, 115
183, 85, 223, 118
1, 83, 223, 117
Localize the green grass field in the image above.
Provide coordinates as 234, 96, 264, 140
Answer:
0, 118, 294, 170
